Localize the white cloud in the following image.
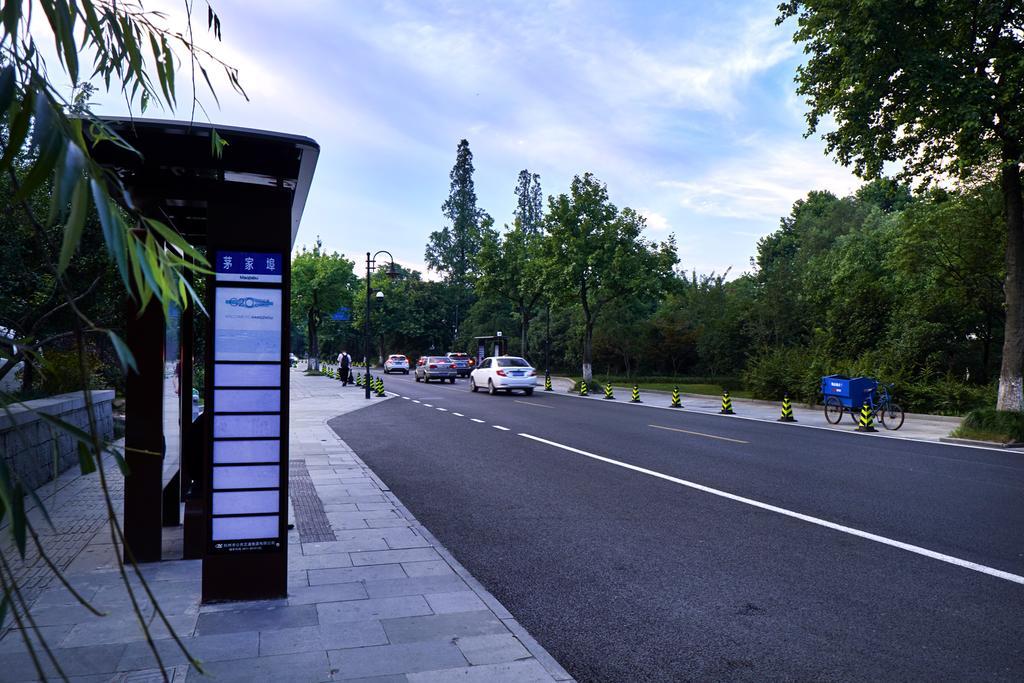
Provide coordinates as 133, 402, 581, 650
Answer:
638, 208, 671, 232
659, 137, 863, 222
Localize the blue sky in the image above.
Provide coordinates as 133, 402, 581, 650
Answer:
87, 0, 863, 277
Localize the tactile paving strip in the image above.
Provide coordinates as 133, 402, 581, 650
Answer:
288, 459, 336, 543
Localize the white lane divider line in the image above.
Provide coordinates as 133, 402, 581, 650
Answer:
437, 407, 448, 412
649, 424, 749, 444
493, 425, 510, 431
452, 412, 464, 417
517, 432, 1024, 586
471, 418, 485, 423
424, 404, 433, 407
401, 396, 411, 400
412, 400, 421, 404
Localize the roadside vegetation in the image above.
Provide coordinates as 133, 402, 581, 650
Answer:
951, 409, 1024, 444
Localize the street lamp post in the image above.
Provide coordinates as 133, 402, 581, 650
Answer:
365, 250, 399, 399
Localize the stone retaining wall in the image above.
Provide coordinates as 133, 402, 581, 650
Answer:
0, 390, 115, 491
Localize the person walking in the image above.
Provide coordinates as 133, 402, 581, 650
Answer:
339, 350, 352, 386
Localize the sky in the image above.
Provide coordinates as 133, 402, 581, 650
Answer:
80, 0, 864, 278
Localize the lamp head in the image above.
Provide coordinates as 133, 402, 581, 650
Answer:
386, 262, 400, 280
375, 290, 385, 302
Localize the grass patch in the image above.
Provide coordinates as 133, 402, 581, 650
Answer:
950, 409, 1024, 444
570, 378, 752, 399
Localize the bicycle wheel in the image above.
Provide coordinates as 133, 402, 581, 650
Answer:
824, 397, 844, 424
880, 403, 905, 430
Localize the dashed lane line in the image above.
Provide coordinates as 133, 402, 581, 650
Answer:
401, 396, 410, 400
471, 418, 485, 424
649, 424, 749, 444
412, 400, 421, 404
424, 404, 433, 407
437, 407, 448, 412
515, 400, 554, 409
493, 425, 510, 431
452, 412, 464, 417
517, 432, 1024, 586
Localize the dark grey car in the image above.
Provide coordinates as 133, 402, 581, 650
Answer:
415, 356, 457, 383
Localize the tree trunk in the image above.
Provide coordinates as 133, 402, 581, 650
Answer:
582, 319, 594, 384
308, 309, 320, 372
521, 309, 531, 359
997, 159, 1024, 411
20, 358, 34, 395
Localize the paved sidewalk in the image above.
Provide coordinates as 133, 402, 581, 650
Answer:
546, 377, 962, 444
0, 369, 572, 682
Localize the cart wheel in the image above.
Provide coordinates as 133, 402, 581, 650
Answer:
881, 403, 905, 430
824, 397, 844, 424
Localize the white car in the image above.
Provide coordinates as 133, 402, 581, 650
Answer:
469, 356, 536, 395
384, 354, 410, 374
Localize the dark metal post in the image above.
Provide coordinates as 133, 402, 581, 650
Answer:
365, 251, 372, 400
545, 303, 551, 379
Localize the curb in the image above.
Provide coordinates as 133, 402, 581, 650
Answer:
939, 437, 1024, 449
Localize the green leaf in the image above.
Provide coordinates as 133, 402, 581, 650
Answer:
58, 178, 88, 274
35, 411, 94, 445
3, 0, 21, 39
0, 90, 33, 169
0, 593, 9, 629
91, 180, 130, 289
107, 330, 138, 374
9, 482, 26, 555
211, 128, 228, 159
77, 442, 96, 475
0, 65, 14, 114
144, 217, 208, 265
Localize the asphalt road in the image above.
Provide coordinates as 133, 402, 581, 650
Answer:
329, 372, 1024, 682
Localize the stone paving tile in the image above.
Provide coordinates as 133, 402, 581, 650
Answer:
424, 591, 488, 615
399, 561, 455, 578
289, 552, 355, 570
60, 614, 197, 648
307, 564, 407, 586
3, 643, 128, 681
350, 549, 441, 566
405, 659, 556, 683
327, 641, 468, 680
317, 596, 432, 624
184, 650, 331, 682
0, 624, 74, 654
454, 633, 532, 666
195, 605, 317, 635
287, 582, 368, 606
258, 620, 388, 656
301, 538, 391, 555
116, 630, 259, 670
362, 575, 471, 599
380, 610, 508, 644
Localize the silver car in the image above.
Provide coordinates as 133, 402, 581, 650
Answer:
384, 354, 410, 374
415, 356, 457, 383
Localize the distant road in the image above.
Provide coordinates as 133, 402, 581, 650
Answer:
331, 372, 1024, 682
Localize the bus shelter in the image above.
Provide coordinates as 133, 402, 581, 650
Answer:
90, 118, 319, 602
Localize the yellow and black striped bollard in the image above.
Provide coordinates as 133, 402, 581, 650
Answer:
778, 393, 796, 422
720, 390, 734, 415
356, 373, 363, 387
544, 373, 553, 391
856, 401, 876, 432
580, 380, 589, 396
630, 384, 641, 403
375, 377, 385, 397
603, 382, 615, 400
670, 386, 682, 408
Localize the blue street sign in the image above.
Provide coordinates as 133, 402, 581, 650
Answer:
331, 307, 351, 321
215, 251, 283, 283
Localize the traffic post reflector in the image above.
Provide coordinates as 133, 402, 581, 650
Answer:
544, 373, 553, 392
603, 382, 615, 399
670, 386, 682, 408
630, 384, 642, 403
580, 381, 589, 397
856, 401, 876, 432
375, 376, 385, 397
720, 390, 734, 415
778, 393, 796, 422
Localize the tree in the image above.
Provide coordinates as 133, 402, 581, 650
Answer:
514, 169, 544, 235
291, 238, 357, 371
778, 0, 1024, 409
476, 223, 546, 358
544, 173, 678, 384
425, 139, 490, 338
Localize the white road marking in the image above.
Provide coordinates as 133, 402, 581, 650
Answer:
471, 418, 485, 423
424, 404, 433, 408
493, 425, 510, 431
412, 400, 421, 404
649, 424, 749, 444
452, 412, 464, 417
402, 396, 411, 400
437, 408, 448, 412
515, 400, 553, 409
517, 432, 1024, 586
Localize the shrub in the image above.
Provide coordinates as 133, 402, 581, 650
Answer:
953, 409, 1024, 443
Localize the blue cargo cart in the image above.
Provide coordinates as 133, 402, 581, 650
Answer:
821, 375, 905, 429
